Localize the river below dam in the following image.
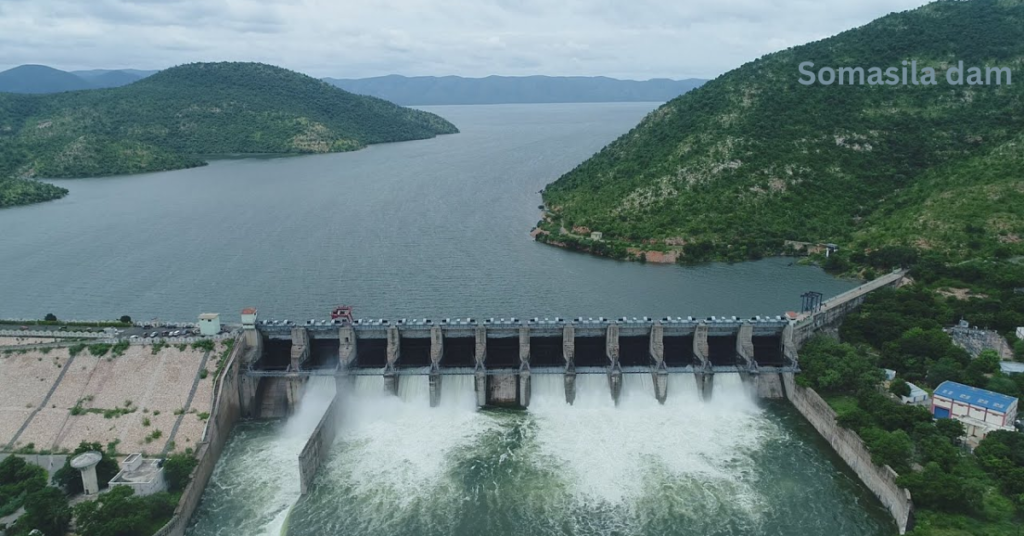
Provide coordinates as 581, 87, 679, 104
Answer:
187, 375, 895, 536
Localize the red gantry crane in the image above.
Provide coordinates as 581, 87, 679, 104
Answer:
330, 306, 354, 323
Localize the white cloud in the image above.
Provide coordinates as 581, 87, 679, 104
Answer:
0, 0, 932, 79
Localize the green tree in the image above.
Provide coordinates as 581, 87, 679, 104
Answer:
926, 357, 963, 387
162, 452, 198, 493
15, 487, 71, 536
889, 378, 911, 398
863, 428, 914, 473
73, 485, 177, 536
0, 456, 47, 517
796, 336, 883, 395
935, 419, 965, 442
918, 435, 960, 472
964, 349, 1002, 387
43, 313, 56, 322
119, 315, 132, 324
897, 462, 984, 514
986, 375, 1020, 398
858, 391, 933, 434
836, 408, 873, 433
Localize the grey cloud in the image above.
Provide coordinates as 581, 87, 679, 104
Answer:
0, 0, 931, 79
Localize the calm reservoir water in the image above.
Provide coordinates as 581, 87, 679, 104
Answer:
0, 103, 854, 322
1, 103, 892, 535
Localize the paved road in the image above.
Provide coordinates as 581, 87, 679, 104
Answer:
794, 269, 907, 322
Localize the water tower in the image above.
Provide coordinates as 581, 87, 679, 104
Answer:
70, 451, 103, 495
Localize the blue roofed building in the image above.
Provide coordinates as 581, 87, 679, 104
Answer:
931, 381, 1018, 440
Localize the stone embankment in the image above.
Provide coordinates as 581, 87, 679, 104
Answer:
783, 373, 914, 534
0, 344, 221, 456
152, 335, 246, 536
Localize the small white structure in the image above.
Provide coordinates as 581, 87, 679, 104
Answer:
883, 369, 897, 381
932, 381, 1018, 439
590, 231, 603, 241
1001, 361, 1024, 375
70, 451, 103, 495
109, 454, 166, 496
241, 307, 258, 330
1016, 326, 1023, 341
900, 381, 929, 405
198, 313, 221, 336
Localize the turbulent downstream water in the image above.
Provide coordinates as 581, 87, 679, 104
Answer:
187, 375, 895, 536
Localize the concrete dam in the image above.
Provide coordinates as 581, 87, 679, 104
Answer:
240, 266, 908, 417
159, 269, 915, 536
242, 315, 798, 414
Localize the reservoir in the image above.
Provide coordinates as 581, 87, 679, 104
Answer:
0, 102, 853, 321
0, 102, 891, 535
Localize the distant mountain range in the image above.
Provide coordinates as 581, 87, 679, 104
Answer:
323, 75, 706, 105
0, 65, 157, 93
0, 65, 705, 105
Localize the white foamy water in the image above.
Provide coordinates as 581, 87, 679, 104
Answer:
285, 371, 894, 536
186, 377, 336, 536
529, 373, 767, 516
667, 373, 701, 404
264, 377, 336, 535
325, 375, 491, 509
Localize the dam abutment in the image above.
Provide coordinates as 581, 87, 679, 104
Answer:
783, 373, 914, 534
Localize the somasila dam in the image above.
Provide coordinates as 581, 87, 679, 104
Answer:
167, 271, 912, 536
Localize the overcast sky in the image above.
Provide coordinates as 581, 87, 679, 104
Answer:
0, 0, 932, 80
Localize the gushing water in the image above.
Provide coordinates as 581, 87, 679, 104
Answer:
528, 373, 765, 525
186, 377, 336, 536
199, 371, 894, 536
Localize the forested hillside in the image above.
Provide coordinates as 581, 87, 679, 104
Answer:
540, 0, 1024, 264
0, 62, 458, 206
0, 178, 67, 208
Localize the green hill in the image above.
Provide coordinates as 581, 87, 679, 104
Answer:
0, 62, 458, 207
539, 0, 1024, 263
854, 133, 1024, 262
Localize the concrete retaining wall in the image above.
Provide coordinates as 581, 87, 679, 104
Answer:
783, 373, 914, 534
0, 329, 105, 339
298, 393, 340, 495
152, 335, 244, 536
